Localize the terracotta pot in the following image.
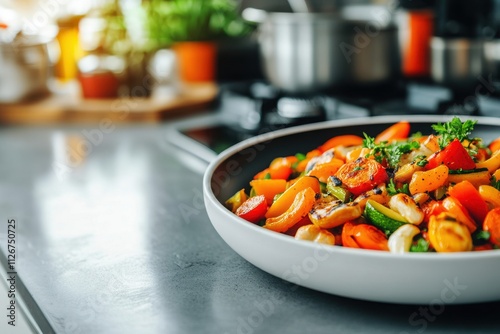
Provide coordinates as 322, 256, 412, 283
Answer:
400, 9, 434, 78
79, 71, 119, 99
77, 54, 123, 99
173, 41, 216, 83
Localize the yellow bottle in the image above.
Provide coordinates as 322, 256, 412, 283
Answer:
54, 15, 83, 82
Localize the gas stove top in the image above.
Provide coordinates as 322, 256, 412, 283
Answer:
167, 79, 500, 164
218, 79, 500, 126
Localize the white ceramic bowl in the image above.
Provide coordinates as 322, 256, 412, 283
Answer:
203, 115, 500, 304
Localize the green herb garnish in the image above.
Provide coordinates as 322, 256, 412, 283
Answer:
295, 153, 306, 161
362, 133, 420, 168
387, 141, 421, 168
472, 230, 491, 245
410, 238, 431, 253
362, 133, 388, 164
410, 131, 423, 140
431, 117, 478, 148
387, 179, 411, 196
412, 155, 428, 167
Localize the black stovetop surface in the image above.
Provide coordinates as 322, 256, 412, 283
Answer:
216, 79, 500, 134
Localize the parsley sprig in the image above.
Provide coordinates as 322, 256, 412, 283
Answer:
362, 134, 387, 164
410, 238, 431, 252
362, 133, 420, 168
431, 117, 478, 149
387, 179, 410, 196
472, 230, 491, 245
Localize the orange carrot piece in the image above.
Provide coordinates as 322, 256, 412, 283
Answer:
265, 176, 320, 218
335, 157, 388, 196
249, 179, 287, 205
264, 187, 316, 233
489, 137, 500, 153
319, 135, 364, 152
375, 121, 410, 143
254, 156, 298, 180
341, 221, 360, 249
483, 208, 500, 247
342, 222, 388, 251
307, 158, 344, 183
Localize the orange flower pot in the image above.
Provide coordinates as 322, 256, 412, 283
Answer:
173, 41, 217, 83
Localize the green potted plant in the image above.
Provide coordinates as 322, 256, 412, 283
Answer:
143, 0, 252, 82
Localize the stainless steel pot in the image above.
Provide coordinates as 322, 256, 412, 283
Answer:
243, 6, 400, 94
484, 39, 500, 85
430, 37, 487, 92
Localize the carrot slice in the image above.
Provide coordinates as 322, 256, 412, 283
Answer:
253, 156, 298, 180
319, 135, 364, 152
249, 179, 287, 205
341, 221, 360, 248
307, 158, 344, 183
342, 222, 388, 251
489, 136, 500, 153
335, 157, 388, 196
375, 121, 410, 143
352, 224, 389, 251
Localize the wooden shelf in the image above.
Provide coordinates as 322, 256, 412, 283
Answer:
0, 83, 218, 124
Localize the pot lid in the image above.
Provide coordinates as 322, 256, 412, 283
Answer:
248, 4, 396, 29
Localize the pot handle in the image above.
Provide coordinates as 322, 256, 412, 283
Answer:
241, 7, 267, 24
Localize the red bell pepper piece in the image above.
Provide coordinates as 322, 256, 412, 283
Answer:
426, 139, 476, 170
448, 181, 489, 224
422, 200, 446, 223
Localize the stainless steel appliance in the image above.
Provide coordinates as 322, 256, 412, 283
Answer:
242, 3, 400, 94
167, 79, 500, 163
430, 0, 495, 92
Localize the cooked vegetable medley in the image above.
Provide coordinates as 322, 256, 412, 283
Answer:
225, 118, 500, 253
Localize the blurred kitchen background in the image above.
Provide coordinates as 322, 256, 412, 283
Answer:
1, 0, 500, 141
4, 2, 500, 333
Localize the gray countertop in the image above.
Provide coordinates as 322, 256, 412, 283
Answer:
1, 122, 499, 334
